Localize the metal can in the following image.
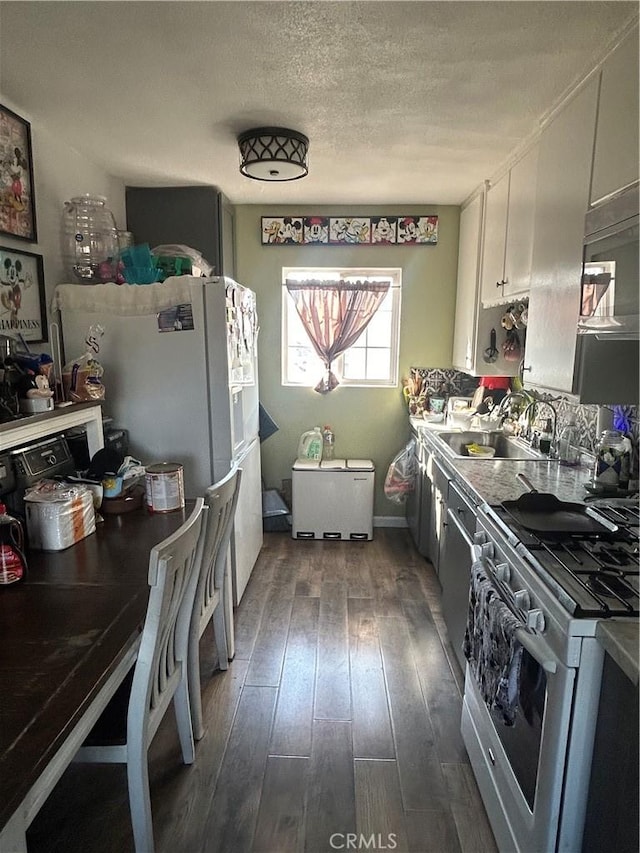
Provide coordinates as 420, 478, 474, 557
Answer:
145, 463, 185, 513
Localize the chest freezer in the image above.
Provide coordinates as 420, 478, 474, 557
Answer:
292, 459, 375, 540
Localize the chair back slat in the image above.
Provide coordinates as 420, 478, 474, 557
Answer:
132, 498, 204, 730
195, 468, 242, 626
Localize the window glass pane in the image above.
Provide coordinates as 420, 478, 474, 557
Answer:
366, 310, 392, 342
366, 348, 391, 380
343, 347, 366, 378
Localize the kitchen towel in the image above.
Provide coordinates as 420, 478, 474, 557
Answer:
463, 560, 524, 726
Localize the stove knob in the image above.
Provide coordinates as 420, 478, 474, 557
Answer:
480, 541, 494, 560
495, 562, 510, 582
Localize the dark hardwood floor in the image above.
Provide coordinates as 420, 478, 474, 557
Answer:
27, 529, 498, 853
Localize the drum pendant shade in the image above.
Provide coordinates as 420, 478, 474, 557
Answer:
238, 127, 309, 181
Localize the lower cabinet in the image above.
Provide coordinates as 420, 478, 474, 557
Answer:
406, 434, 432, 558
439, 481, 476, 670
581, 651, 639, 852
426, 457, 450, 575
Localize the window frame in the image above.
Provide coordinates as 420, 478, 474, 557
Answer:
281, 266, 402, 389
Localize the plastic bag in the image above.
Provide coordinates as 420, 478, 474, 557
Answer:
62, 324, 105, 402
151, 245, 214, 278
384, 438, 417, 504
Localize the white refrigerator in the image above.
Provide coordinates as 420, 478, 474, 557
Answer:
54, 276, 263, 609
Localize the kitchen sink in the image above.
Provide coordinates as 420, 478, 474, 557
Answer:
435, 431, 546, 460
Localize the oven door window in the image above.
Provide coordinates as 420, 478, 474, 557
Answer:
489, 649, 547, 810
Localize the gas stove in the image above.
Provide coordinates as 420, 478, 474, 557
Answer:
487, 499, 639, 618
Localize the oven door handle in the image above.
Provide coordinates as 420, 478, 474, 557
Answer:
471, 544, 559, 675
514, 627, 558, 674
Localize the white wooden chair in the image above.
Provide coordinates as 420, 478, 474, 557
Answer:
188, 467, 242, 740
74, 498, 205, 853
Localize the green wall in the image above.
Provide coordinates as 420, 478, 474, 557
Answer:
235, 205, 460, 518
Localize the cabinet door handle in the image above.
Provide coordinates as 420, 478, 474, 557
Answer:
522, 364, 532, 372
496, 280, 502, 289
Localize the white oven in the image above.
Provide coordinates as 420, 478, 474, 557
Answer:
461, 507, 608, 853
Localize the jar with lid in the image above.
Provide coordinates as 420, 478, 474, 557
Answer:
593, 430, 631, 489
557, 417, 580, 467
62, 195, 120, 284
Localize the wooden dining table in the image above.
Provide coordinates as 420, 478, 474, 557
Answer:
0, 502, 193, 852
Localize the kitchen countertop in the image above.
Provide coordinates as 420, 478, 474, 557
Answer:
595, 620, 639, 686
410, 417, 590, 506
410, 417, 639, 684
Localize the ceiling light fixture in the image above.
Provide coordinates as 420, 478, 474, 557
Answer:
237, 127, 309, 181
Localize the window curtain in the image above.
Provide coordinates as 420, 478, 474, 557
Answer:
286, 278, 391, 393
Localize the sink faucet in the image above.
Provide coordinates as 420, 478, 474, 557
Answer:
522, 399, 558, 454
495, 390, 534, 426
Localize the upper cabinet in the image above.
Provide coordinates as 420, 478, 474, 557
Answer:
523, 77, 599, 394
481, 143, 539, 306
524, 23, 639, 399
125, 186, 236, 279
452, 189, 523, 377
590, 24, 640, 206
452, 192, 483, 373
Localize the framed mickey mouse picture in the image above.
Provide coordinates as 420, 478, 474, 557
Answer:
0, 246, 47, 342
0, 105, 37, 242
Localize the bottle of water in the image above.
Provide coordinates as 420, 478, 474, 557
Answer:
557, 417, 580, 466
322, 425, 335, 460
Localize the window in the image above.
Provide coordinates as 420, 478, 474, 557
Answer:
282, 267, 401, 388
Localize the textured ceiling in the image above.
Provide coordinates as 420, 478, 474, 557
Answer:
0, 1, 637, 205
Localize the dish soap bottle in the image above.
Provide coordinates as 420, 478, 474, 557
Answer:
0, 502, 27, 586
298, 426, 323, 461
557, 417, 580, 467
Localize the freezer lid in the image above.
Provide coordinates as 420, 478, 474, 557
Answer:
293, 458, 321, 470
347, 459, 375, 470
320, 459, 347, 469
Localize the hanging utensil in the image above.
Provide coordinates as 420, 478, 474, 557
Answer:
483, 328, 499, 363
503, 328, 522, 362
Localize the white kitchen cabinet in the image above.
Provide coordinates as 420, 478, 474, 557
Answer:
590, 23, 639, 207
452, 188, 522, 377
481, 143, 539, 306
452, 191, 483, 372
524, 77, 599, 393
480, 172, 509, 305
504, 144, 539, 295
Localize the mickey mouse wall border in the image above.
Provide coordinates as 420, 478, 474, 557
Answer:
0, 105, 37, 243
261, 215, 438, 246
0, 246, 47, 342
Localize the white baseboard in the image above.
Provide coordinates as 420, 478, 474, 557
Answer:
374, 515, 408, 528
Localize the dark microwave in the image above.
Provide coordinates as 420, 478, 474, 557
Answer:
573, 183, 639, 404
579, 182, 639, 338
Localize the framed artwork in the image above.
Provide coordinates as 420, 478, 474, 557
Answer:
0, 105, 37, 242
329, 217, 370, 244
261, 216, 304, 244
0, 246, 47, 341
397, 215, 438, 244
371, 215, 398, 244
261, 214, 438, 246
303, 216, 329, 244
